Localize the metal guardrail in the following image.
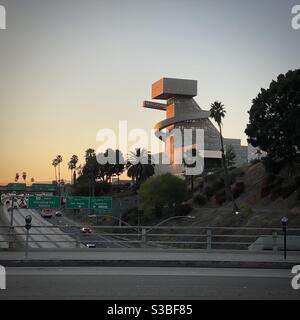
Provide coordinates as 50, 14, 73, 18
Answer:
1, 224, 300, 250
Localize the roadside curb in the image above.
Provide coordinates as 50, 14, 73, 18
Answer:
0, 259, 297, 269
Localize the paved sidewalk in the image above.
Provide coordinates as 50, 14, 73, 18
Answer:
1, 249, 300, 268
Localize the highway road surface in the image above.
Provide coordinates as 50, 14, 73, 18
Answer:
1, 204, 132, 249
2, 205, 77, 249
0, 267, 299, 300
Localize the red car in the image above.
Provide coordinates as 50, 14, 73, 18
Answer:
81, 227, 92, 234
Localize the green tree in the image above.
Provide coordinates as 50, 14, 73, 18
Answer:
114, 149, 125, 184
138, 173, 187, 218
127, 148, 155, 187
245, 69, 300, 162
83, 149, 98, 196
225, 144, 236, 167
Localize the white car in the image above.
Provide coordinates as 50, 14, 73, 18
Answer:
86, 244, 96, 248
55, 211, 63, 217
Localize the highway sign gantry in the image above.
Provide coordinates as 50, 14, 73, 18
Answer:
6, 183, 26, 191
28, 196, 61, 209
90, 197, 112, 212
31, 183, 57, 192
65, 196, 90, 209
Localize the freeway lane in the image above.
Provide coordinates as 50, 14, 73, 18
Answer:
49, 214, 134, 249
1, 204, 132, 249
2, 206, 77, 249
0, 267, 299, 300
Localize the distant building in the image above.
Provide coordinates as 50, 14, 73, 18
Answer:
142, 77, 248, 175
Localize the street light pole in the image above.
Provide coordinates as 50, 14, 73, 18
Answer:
281, 217, 288, 260
10, 196, 14, 227
8, 196, 15, 249
25, 215, 32, 259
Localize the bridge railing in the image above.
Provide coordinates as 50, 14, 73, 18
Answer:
1, 225, 300, 250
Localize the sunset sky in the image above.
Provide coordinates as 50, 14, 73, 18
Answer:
0, 0, 299, 185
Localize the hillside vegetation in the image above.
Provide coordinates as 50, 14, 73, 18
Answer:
188, 160, 300, 228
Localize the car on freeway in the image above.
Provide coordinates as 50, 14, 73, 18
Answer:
81, 227, 92, 234
86, 243, 96, 248
55, 211, 63, 217
41, 209, 53, 218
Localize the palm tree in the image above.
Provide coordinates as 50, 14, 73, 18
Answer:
68, 155, 79, 184
83, 149, 98, 196
22, 172, 27, 183
127, 148, 155, 187
115, 149, 125, 184
15, 173, 19, 182
210, 101, 238, 212
30, 177, 35, 185
52, 158, 58, 183
56, 155, 63, 184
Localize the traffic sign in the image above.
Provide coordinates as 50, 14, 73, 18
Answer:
28, 196, 61, 209
31, 184, 57, 192
66, 196, 90, 209
90, 197, 112, 211
6, 183, 26, 191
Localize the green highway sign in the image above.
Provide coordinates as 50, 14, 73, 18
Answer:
90, 197, 112, 211
31, 184, 57, 192
6, 183, 26, 191
66, 196, 90, 209
28, 196, 61, 209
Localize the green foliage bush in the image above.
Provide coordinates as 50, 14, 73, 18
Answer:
261, 185, 272, 198
270, 186, 282, 201
211, 179, 225, 192
204, 185, 214, 198
232, 182, 245, 199
193, 193, 207, 206
215, 190, 226, 205
138, 173, 187, 214
281, 184, 297, 199
262, 157, 285, 174
74, 181, 111, 196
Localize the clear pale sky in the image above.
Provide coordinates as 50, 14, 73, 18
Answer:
0, 0, 299, 184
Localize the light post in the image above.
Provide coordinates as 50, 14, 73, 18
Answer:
281, 217, 288, 260
8, 195, 15, 249
10, 195, 15, 227
233, 201, 240, 215
25, 215, 32, 258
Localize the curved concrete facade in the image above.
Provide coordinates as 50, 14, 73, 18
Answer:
143, 78, 248, 173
